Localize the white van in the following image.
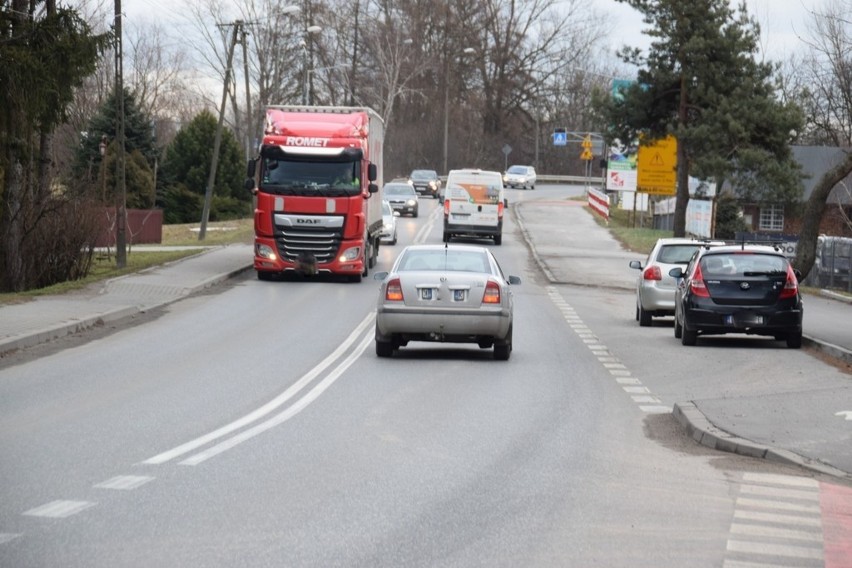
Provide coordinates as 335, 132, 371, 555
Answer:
442, 169, 506, 245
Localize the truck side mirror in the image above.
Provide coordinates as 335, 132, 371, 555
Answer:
368, 183, 379, 194
246, 158, 256, 177
368, 163, 377, 182
244, 177, 256, 193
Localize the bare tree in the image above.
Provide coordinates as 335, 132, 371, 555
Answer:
789, 0, 852, 277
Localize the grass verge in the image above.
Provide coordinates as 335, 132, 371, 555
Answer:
0, 218, 253, 305
586, 204, 671, 255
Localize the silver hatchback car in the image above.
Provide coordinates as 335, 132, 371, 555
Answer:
629, 238, 723, 326
373, 244, 521, 360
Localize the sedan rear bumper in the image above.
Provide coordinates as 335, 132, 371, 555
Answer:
376, 307, 512, 342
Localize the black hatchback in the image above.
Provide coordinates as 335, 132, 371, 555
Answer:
669, 245, 803, 348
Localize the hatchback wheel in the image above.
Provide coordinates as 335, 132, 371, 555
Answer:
786, 331, 803, 349
638, 305, 652, 327
681, 324, 697, 346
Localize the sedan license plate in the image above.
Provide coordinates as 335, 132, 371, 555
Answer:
453, 289, 466, 301
420, 288, 434, 300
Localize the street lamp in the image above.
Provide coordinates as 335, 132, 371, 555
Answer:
301, 25, 322, 105
443, 47, 475, 175
99, 135, 108, 203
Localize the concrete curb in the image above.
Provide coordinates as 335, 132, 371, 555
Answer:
673, 401, 851, 481
0, 306, 142, 357
802, 335, 852, 366
0, 262, 253, 358
512, 201, 558, 283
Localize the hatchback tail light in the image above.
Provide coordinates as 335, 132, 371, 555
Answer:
483, 280, 501, 304
643, 266, 662, 281
690, 264, 711, 298
385, 278, 404, 302
778, 264, 799, 299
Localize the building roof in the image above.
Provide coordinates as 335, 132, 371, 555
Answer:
793, 145, 852, 205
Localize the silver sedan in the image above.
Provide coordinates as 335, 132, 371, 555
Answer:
373, 244, 521, 360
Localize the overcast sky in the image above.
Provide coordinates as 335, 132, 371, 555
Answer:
596, 0, 822, 61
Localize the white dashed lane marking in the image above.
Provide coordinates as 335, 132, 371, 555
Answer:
547, 286, 671, 414
94, 475, 155, 490
22, 500, 96, 518
0, 533, 21, 545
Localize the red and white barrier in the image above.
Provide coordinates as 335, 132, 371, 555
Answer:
587, 187, 610, 221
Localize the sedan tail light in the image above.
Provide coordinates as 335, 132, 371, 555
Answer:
483, 280, 501, 304
778, 264, 799, 299
385, 278, 404, 302
643, 266, 662, 281
690, 264, 711, 298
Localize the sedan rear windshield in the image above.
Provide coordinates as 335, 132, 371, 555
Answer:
399, 250, 490, 273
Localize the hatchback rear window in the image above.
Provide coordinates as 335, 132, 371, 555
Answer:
657, 244, 700, 264
701, 253, 787, 277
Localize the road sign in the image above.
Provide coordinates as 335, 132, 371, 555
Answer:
580, 148, 593, 161
502, 144, 512, 156
553, 130, 567, 146
637, 135, 677, 195
582, 134, 592, 149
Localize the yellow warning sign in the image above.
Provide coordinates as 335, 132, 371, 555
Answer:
637, 135, 677, 195
582, 134, 592, 149
580, 148, 593, 161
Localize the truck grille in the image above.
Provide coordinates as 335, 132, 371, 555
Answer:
275, 226, 343, 264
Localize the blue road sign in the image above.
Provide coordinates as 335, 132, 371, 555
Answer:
553, 130, 567, 146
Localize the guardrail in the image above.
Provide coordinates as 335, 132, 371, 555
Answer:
436, 174, 604, 185
538, 175, 605, 185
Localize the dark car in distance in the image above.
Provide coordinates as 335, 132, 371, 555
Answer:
408, 169, 442, 199
669, 244, 803, 348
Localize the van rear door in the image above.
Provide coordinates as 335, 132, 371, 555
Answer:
446, 172, 503, 228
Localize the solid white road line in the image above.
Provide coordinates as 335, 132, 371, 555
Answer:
179, 330, 374, 466
142, 312, 376, 465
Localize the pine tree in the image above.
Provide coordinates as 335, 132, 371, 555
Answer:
596, 0, 803, 237
73, 87, 159, 203
160, 111, 247, 223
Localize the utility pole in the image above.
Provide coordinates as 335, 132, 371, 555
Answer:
241, 25, 253, 159
114, 0, 127, 267
199, 21, 240, 241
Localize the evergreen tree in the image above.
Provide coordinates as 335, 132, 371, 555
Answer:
74, 87, 158, 202
161, 110, 248, 223
1, 3, 111, 292
595, 0, 803, 237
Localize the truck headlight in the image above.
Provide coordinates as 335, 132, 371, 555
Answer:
339, 246, 361, 262
256, 243, 277, 260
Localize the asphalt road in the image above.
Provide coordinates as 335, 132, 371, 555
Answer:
0, 188, 849, 567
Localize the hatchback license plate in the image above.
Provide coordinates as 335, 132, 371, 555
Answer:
725, 314, 763, 326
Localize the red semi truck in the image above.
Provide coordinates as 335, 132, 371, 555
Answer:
246, 106, 384, 282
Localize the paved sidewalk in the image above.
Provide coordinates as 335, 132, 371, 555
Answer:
0, 244, 253, 357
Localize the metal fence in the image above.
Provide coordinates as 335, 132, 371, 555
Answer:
808, 235, 852, 292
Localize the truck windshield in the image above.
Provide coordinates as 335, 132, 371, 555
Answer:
261, 158, 361, 196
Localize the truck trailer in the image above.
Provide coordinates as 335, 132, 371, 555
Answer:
246, 106, 384, 282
